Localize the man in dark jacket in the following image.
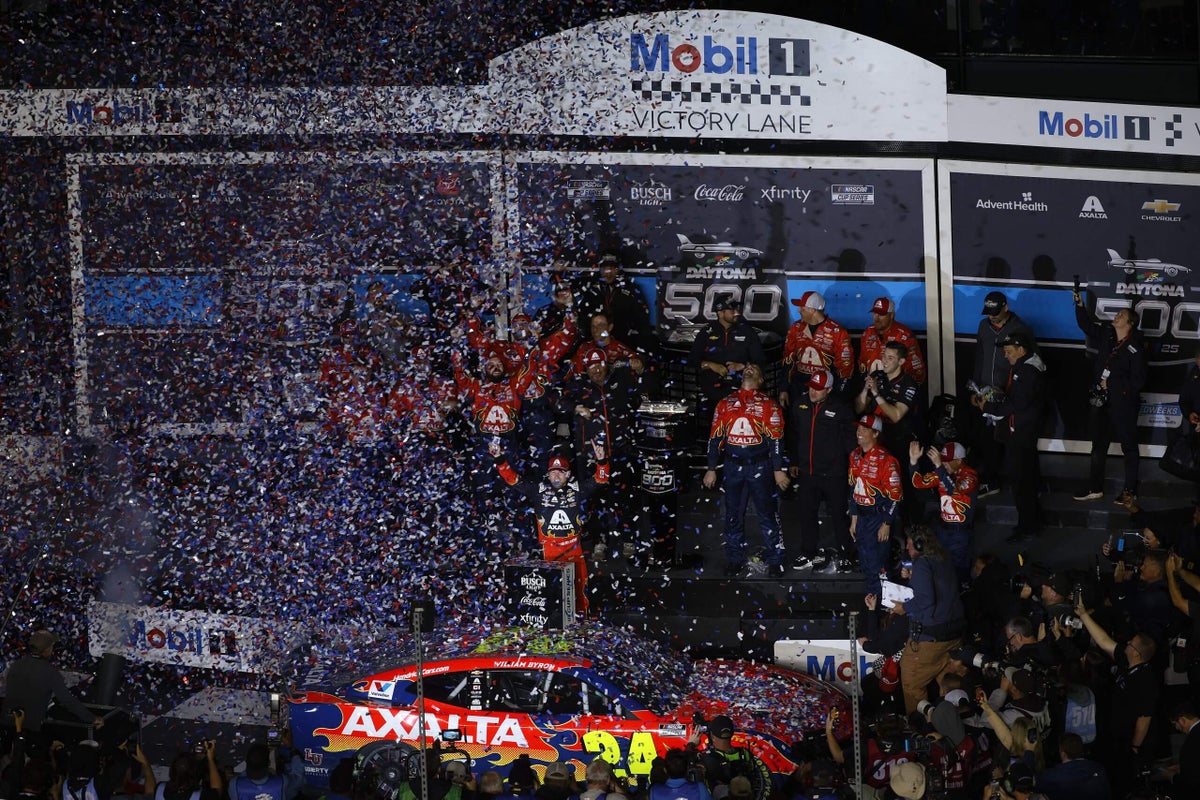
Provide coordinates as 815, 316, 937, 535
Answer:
1072, 290, 1148, 505
973, 331, 1046, 542
0, 630, 102, 753
689, 297, 766, 426
787, 369, 856, 572
573, 252, 656, 358
891, 528, 966, 714
968, 291, 1037, 495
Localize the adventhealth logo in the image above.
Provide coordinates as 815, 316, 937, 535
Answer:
1038, 110, 1150, 141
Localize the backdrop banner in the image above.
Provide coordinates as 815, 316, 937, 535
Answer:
939, 161, 1200, 450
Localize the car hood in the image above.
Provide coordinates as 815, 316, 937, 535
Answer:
683, 659, 852, 744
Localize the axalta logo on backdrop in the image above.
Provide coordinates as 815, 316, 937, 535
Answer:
630, 33, 811, 77
1037, 110, 1151, 141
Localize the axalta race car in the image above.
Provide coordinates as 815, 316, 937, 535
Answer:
288, 623, 851, 790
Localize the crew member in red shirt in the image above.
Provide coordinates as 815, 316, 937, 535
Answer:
909, 441, 978, 585
703, 363, 790, 577
781, 291, 854, 405
858, 297, 927, 385
849, 414, 903, 596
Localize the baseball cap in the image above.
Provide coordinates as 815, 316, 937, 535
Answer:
996, 331, 1034, 350
444, 761, 469, 781
889, 761, 926, 799
709, 715, 736, 738
583, 348, 607, 367
511, 313, 531, 325
870, 297, 896, 315
1006, 762, 1037, 792
856, 414, 883, 432
938, 442, 966, 462
948, 647, 974, 664
808, 370, 834, 392
714, 297, 740, 312
547, 455, 571, 472
598, 253, 620, 267
944, 689, 970, 708
981, 291, 1007, 314
544, 762, 573, 784
930, 701, 966, 747
1011, 669, 1038, 696
791, 290, 826, 311
728, 777, 753, 800
29, 630, 58, 651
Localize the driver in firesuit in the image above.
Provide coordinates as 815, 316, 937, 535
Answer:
908, 441, 978, 585
494, 440, 609, 614
850, 414, 903, 597
452, 346, 533, 497
703, 363, 790, 577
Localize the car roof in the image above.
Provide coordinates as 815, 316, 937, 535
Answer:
295, 623, 694, 714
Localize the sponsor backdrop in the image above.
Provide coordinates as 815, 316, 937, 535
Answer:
68, 151, 501, 437
939, 161, 1200, 450
511, 152, 938, 378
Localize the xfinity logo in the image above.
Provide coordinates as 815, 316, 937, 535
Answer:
760, 186, 811, 203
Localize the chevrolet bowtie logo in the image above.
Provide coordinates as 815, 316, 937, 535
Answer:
1142, 199, 1181, 213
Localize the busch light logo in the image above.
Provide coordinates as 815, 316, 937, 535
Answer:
520, 572, 548, 590
630, 34, 810, 77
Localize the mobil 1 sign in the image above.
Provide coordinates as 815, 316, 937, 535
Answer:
512, 154, 929, 346
945, 162, 1199, 443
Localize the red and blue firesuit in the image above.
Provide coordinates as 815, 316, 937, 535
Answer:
849, 444, 903, 596
911, 462, 978, 583
707, 388, 787, 568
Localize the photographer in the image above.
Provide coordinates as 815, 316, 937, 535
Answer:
1074, 597, 1160, 794
1166, 552, 1200, 696
977, 670, 1050, 759
1112, 548, 1171, 650
1071, 291, 1147, 506
893, 528, 966, 714
999, 617, 1061, 672
228, 735, 303, 800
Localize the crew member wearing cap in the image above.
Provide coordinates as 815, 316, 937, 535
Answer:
908, 440, 978, 584
453, 345, 535, 495
859, 297, 927, 385
786, 369, 856, 572
1071, 287, 1147, 506
573, 252, 656, 357
971, 331, 1046, 543
496, 442, 609, 614
703, 363, 790, 577
0, 630, 103, 752
571, 313, 646, 378
848, 414, 903, 597
533, 270, 574, 338
968, 291, 1037, 496
689, 297, 767, 423
780, 291, 854, 406
562, 346, 644, 562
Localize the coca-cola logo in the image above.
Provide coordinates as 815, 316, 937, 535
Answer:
693, 183, 745, 202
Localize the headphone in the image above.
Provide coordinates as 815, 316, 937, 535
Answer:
910, 530, 928, 554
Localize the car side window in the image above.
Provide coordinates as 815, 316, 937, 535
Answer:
484, 669, 545, 713
423, 671, 475, 707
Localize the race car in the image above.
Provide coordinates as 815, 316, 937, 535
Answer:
287, 623, 851, 788
1106, 248, 1191, 278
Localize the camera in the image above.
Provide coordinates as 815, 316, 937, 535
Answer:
915, 699, 936, 717
266, 727, 281, 745
1087, 385, 1109, 408
1008, 574, 1029, 594
1056, 614, 1084, 631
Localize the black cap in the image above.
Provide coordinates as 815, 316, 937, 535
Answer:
1006, 762, 1037, 792
981, 291, 1007, 314
714, 297, 740, 312
709, 715, 735, 738
996, 331, 1033, 351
